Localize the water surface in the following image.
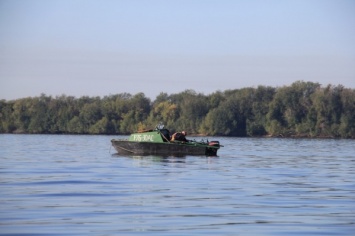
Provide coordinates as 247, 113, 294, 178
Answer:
1, 134, 354, 235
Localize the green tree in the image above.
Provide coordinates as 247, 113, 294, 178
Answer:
0, 100, 15, 132
148, 101, 178, 128
312, 85, 344, 137
178, 91, 209, 133
338, 88, 355, 138
89, 117, 115, 134
247, 86, 275, 136
67, 116, 84, 133
50, 95, 78, 133
11, 98, 32, 133
1, 82, 354, 138
266, 81, 320, 137
200, 105, 237, 136
118, 93, 151, 133
79, 101, 102, 132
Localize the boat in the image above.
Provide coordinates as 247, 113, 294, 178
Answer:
111, 125, 222, 156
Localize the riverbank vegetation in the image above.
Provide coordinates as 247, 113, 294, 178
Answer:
1, 81, 354, 138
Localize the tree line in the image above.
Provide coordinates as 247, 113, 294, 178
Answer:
0, 81, 354, 138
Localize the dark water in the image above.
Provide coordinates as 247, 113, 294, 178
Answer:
1, 134, 354, 235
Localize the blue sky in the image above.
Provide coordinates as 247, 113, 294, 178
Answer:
1, 0, 354, 100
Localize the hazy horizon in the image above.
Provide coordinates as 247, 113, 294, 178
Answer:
1, 0, 354, 100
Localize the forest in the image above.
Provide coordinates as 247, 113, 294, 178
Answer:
0, 81, 354, 138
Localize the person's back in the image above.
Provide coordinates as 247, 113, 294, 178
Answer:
171, 131, 188, 142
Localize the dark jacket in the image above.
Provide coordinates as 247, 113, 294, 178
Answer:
171, 132, 187, 142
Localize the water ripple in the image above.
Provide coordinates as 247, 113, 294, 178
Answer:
0, 135, 354, 235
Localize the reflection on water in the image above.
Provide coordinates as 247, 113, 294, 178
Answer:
112, 153, 209, 164
0, 134, 354, 235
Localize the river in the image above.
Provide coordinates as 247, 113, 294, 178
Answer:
0, 134, 354, 235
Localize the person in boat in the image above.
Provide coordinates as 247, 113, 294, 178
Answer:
171, 131, 188, 142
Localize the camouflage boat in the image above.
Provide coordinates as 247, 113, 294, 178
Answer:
111, 125, 222, 156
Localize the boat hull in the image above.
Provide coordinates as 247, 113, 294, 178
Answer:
111, 140, 219, 156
